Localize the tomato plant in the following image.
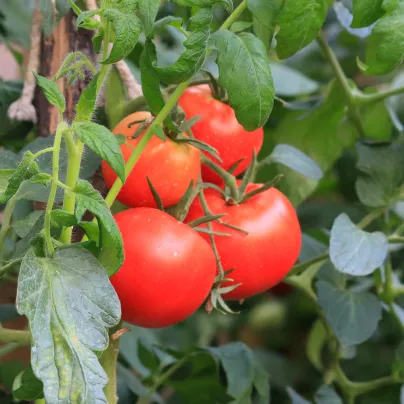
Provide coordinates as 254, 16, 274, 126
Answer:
111, 207, 216, 328
186, 184, 301, 300
102, 112, 201, 208
178, 85, 264, 183
2, 0, 404, 403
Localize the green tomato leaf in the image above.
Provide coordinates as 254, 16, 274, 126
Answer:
209, 343, 269, 403
211, 30, 274, 131
102, 5, 142, 64
351, 0, 385, 28
314, 385, 343, 404
268, 144, 323, 180
137, 340, 161, 372
0, 150, 19, 169
13, 365, 44, 401
139, 0, 161, 36
316, 280, 382, 345
0, 152, 40, 204
75, 9, 100, 30
73, 121, 125, 183
306, 319, 327, 371
270, 63, 320, 96
146, 8, 213, 84
74, 180, 124, 276
16, 248, 121, 403
152, 16, 183, 35
230, 21, 253, 33
13, 211, 43, 239
75, 73, 100, 122
173, 0, 233, 13
50, 209, 78, 228
363, 5, 404, 74
33, 73, 66, 113
355, 143, 404, 207
275, 0, 328, 59
247, 0, 283, 49
330, 213, 388, 276
286, 387, 311, 404
93, 27, 104, 53
28, 173, 53, 186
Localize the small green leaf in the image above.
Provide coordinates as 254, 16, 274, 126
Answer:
13, 211, 43, 238
286, 387, 311, 404
137, 340, 161, 372
355, 143, 404, 207
139, 0, 161, 36
230, 21, 253, 33
0, 152, 40, 204
75, 9, 100, 30
76, 73, 100, 122
13, 365, 44, 401
314, 385, 343, 404
152, 16, 184, 35
103, 7, 142, 64
16, 248, 121, 403
211, 30, 274, 131
50, 210, 78, 228
74, 180, 124, 275
146, 8, 213, 84
33, 72, 66, 113
173, 0, 233, 13
268, 144, 323, 180
351, 0, 385, 28
316, 280, 382, 345
275, 0, 328, 59
73, 122, 125, 183
93, 28, 104, 53
330, 213, 388, 276
364, 6, 404, 74
209, 343, 269, 402
28, 173, 53, 185
247, 0, 282, 49
39, 0, 55, 36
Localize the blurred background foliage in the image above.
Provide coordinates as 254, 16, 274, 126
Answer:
1, 0, 404, 403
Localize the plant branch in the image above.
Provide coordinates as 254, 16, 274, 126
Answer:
316, 32, 366, 138
0, 195, 17, 261
221, 0, 247, 30
0, 326, 31, 345
100, 331, 120, 404
357, 85, 404, 105
45, 122, 68, 254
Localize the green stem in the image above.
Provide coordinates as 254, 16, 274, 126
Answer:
0, 342, 25, 358
97, 0, 112, 93
288, 252, 329, 276
200, 155, 239, 201
103, 0, 249, 208
0, 195, 17, 260
0, 327, 31, 345
136, 355, 190, 404
316, 33, 366, 138
59, 134, 84, 244
0, 258, 22, 275
45, 122, 68, 254
32, 147, 54, 159
221, 0, 247, 29
357, 86, 404, 105
100, 334, 120, 404
357, 208, 384, 229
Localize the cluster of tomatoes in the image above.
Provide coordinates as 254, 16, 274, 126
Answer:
101, 85, 302, 328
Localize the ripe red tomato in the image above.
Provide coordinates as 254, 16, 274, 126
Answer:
111, 207, 216, 328
186, 184, 301, 300
102, 112, 201, 208
178, 85, 264, 184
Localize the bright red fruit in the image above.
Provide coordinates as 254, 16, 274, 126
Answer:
178, 85, 264, 184
102, 112, 201, 208
111, 208, 216, 328
186, 184, 301, 300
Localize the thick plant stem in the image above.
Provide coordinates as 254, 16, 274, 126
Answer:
316, 33, 366, 138
0, 195, 18, 260
0, 327, 31, 345
103, 0, 248, 207
100, 334, 120, 404
45, 122, 69, 254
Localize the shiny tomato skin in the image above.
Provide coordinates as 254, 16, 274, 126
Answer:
186, 184, 301, 300
101, 112, 201, 208
111, 208, 216, 328
178, 85, 264, 184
